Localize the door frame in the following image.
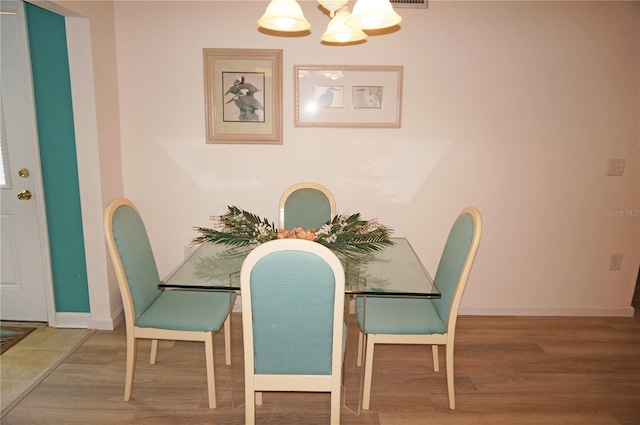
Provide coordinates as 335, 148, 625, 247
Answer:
21, 0, 117, 329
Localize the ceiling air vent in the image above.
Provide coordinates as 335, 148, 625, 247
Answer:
391, 0, 428, 9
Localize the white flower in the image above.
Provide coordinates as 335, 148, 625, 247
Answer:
316, 224, 332, 236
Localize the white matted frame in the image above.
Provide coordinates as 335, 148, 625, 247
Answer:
295, 65, 403, 128
204, 48, 282, 144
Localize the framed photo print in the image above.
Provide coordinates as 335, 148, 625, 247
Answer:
295, 65, 403, 128
204, 48, 282, 144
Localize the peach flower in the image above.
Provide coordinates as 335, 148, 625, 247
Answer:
277, 227, 316, 241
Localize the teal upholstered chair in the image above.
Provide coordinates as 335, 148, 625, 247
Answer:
356, 207, 482, 410
278, 182, 336, 230
103, 198, 235, 409
240, 239, 345, 425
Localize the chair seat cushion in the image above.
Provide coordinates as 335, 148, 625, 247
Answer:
136, 290, 236, 332
355, 297, 446, 335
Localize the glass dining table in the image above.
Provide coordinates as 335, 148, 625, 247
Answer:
160, 237, 440, 298
159, 237, 440, 414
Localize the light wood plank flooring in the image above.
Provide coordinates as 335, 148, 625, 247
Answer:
2, 312, 638, 425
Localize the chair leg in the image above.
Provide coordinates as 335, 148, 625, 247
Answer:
224, 314, 232, 366
245, 389, 256, 424
445, 342, 455, 410
362, 335, 375, 410
356, 331, 365, 367
330, 386, 341, 425
150, 339, 159, 364
432, 344, 439, 372
124, 335, 137, 401
204, 332, 217, 409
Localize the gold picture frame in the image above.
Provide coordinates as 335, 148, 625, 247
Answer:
204, 48, 282, 144
295, 65, 403, 128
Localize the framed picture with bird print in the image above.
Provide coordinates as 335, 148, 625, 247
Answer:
222, 73, 266, 122
204, 48, 282, 144
295, 65, 403, 128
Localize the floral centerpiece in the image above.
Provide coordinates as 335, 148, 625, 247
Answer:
192, 206, 394, 259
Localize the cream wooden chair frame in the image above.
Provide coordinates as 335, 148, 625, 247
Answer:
278, 182, 337, 230
357, 207, 482, 410
104, 198, 232, 409
241, 239, 345, 425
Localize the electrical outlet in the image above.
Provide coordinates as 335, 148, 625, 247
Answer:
609, 253, 623, 270
606, 158, 625, 176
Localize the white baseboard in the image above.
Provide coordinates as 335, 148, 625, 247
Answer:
67, 299, 633, 324
87, 308, 124, 330
55, 308, 124, 330
233, 298, 636, 318
54, 312, 90, 328
459, 305, 636, 317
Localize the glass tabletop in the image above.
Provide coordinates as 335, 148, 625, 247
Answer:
160, 237, 440, 298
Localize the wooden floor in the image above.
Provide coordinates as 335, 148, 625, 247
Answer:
2, 311, 639, 425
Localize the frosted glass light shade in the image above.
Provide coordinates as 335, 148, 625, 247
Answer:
321, 11, 367, 43
346, 0, 402, 30
317, 0, 348, 17
258, 0, 311, 32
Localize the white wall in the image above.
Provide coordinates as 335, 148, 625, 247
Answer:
109, 1, 639, 316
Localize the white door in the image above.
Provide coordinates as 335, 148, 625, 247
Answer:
0, 1, 50, 322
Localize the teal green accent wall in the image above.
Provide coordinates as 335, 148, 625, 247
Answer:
25, 3, 90, 313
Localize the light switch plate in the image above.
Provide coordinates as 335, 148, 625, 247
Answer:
609, 253, 623, 270
606, 158, 625, 176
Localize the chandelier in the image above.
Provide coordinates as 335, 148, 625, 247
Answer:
257, 0, 403, 44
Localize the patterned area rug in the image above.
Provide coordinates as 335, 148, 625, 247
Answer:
0, 326, 37, 355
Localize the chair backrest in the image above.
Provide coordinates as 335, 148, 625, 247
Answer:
278, 182, 336, 230
431, 207, 482, 329
240, 239, 345, 376
104, 198, 162, 325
